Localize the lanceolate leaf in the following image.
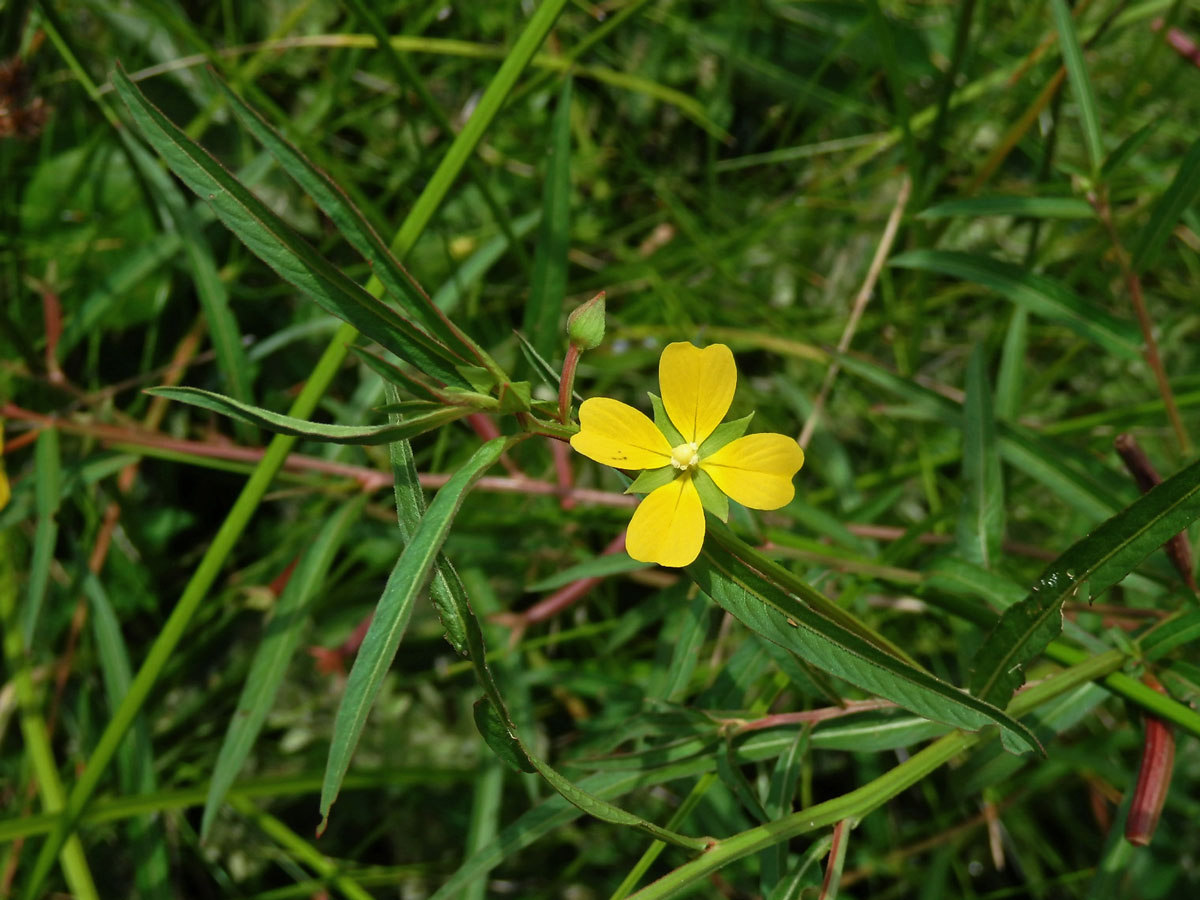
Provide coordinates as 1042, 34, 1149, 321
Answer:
971, 454, 1200, 709
918, 196, 1094, 220
201, 496, 365, 839
957, 346, 1004, 568
214, 75, 490, 367
147, 386, 470, 444
1131, 136, 1200, 272
691, 532, 1042, 754
320, 437, 511, 828
111, 65, 470, 388
889, 250, 1140, 360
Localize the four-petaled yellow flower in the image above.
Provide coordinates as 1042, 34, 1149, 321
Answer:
570, 342, 805, 567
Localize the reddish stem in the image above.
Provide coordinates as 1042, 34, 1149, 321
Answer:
559, 343, 582, 425
1126, 675, 1176, 846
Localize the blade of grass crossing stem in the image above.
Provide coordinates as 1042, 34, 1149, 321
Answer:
111, 65, 471, 389
1050, 0, 1103, 173
761, 727, 812, 897
691, 532, 1042, 753
201, 496, 366, 840
145, 386, 470, 444
22, 428, 60, 644
1131, 137, 1200, 272
23, 1, 570, 891
319, 438, 512, 828
214, 75, 487, 365
971, 453, 1200, 717
889, 250, 1140, 359
462, 755, 505, 900
0, 531, 100, 900
957, 345, 1004, 568
522, 76, 573, 368
83, 575, 171, 900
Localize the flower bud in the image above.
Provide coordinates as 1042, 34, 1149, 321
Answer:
566, 291, 606, 350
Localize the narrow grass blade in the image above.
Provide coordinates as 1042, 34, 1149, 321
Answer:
522, 76, 573, 367
22, 428, 60, 643
890, 250, 1140, 360
918, 195, 1094, 220
320, 437, 511, 828
147, 385, 470, 444
691, 533, 1041, 754
83, 575, 170, 900
214, 74, 487, 366
1131, 136, 1200, 272
957, 345, 1004, 568
971, 453, 1200, 710
1050, 0, 1103, 172
994, 307, 1028, 420
111, 65, 470, 388
201, 496, 365, 840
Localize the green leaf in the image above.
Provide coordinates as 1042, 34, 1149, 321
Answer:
648, 393, 685, 446
474, 698, 536, 773
957, 346, 1004, 568
1101, 121, 1159, 177
698, 411, 755, 456
918, 196, 1095, 220
496, 381, 532, 415
214, 74, 482, 361
201, 497, 364, 839
1139, 610, 1200, 662
691, 530, 1042, 753
147, 386, 469, 444
693, 469, 729, 522
111, 65, 470, 388
889, 250, 1141, 360
626, 466, 678, 495
1050, 0, 1104, 173
320, 437, 511, 827
970, 453, 1200, 708
1131, 136, 1200, 272
521, 77, 573, 367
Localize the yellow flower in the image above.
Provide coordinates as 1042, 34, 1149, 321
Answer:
570, 342, 805, 567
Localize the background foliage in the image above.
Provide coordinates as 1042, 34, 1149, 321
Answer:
3, 1, 1200, 898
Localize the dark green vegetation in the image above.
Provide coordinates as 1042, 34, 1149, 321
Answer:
3, 1, 1200, 897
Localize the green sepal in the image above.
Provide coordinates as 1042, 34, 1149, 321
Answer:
693, 469, 729, 522
648, 393, 685, 446
497, 381, 532, 414
698, 411, 755, 456
456, 364, 500, 394
626, 466, 678, 495
441, 387, 500, 409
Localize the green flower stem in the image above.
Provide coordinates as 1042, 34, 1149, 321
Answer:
0, 532, 100, 900
628, 649, 1128, 900
22, 2, 571, 895
229, 796, 374, 900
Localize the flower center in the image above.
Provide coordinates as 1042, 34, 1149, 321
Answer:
670, 441, 700, 471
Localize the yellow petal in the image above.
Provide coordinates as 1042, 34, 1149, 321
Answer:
659, 342, 736, 444
700, 433, 805, 510
570, 397, 672, 470
625, 476, 706, 567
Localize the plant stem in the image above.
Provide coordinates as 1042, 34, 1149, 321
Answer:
559, 343, 582, 424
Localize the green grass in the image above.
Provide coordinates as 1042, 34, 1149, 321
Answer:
3, 1, 1200, 898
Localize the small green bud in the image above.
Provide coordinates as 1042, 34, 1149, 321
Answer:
566, 290, 606, 350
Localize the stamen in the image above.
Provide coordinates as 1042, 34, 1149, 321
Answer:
670, 442, 700, 470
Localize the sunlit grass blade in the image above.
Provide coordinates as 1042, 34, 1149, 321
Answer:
693, 530, 1042, 754
1050, 0, 1103, 173
320, 437, 512, 827
971, 453, 1200, 711
889, 250, 1140, 360
1131, 136, 1200, 273
213, 73, 492, 368
918, 195, 1094, 220
957, 345, 1004, 568
522, 76, 573, 368
201, 496, 365, 840
110, 65, 471, 388
146, 385, 471, 444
